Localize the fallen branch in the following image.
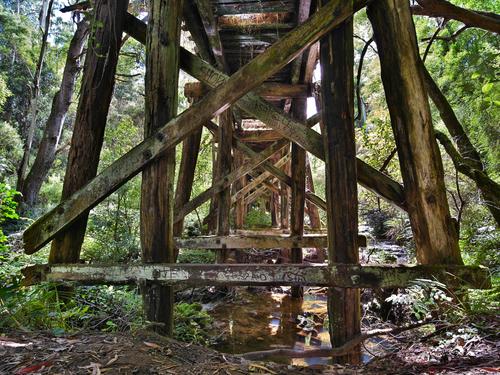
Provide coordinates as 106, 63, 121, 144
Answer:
240, 321, 434, 360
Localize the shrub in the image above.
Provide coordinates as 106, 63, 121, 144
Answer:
173, 302, 213, 345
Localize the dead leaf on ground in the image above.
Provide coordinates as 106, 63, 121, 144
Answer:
143, 341, 162, 349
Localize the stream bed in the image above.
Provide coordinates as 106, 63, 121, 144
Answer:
206, 239, 407, 366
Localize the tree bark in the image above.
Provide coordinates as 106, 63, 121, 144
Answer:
140, 0, 183, 336
320, 0, 360, 364
435, 131, 500, 225
422, 66, 500, 226
49, 0, 129, 264
17, 0, 54, 193
411, 0, 500, 34
368, 0, 462, 265
21, 20, 89, 207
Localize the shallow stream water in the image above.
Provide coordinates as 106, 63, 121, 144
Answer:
207, 239, 407, 366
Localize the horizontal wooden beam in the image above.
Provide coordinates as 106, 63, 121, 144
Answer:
235, 129, 284, 142
185, 82, 308, 99
22, 263, 491, 289
175, 234, 367, 249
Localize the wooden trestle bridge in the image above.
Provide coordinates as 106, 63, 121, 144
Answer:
22, 0, 490, 364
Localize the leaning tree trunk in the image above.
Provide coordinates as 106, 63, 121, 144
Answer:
17, 0, 54, 192
421, 66, 500, 226
49, 0, 129, 264
21, 20, 89, 208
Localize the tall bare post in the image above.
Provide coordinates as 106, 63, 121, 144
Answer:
141, 0, 183, 335
216, 108, 234, 263
49, 0, 129, 264
320, 0, 360, 363
290, 98, 307, 298
367, 0, 462, 265
174, 96, 203, 239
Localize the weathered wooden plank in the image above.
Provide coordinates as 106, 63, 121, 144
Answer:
216, 108, 233, 263
234, 129, 284, 142
194, 0, 229, 72
320, 2, 359, 362
185, 82, 308, 99
24, 0, 355, 255
368, 0, 461, 265
140, 0, 183, 336
22, 264, 491, 290
175, 234, 366, 249
290, 98, 308, 298
214, 1, 296, 15
123, 11, 405, 210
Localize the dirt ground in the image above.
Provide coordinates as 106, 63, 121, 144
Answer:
1, 319, 499, 375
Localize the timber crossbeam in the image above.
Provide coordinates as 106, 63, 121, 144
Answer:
21, 264, 491, 289
175, 235, 367, 249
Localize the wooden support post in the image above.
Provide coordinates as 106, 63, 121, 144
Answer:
140, 0, 183, 336
233, 151, 246, 229
320, 0, 360, 363
48, 0, 129, 264
216, 108, 234, 263
173, 99, 203, 238
280, 146, 291, 232
290, 99, 307, 298
208, 137, 219, 234
367, 0, 462, 265
306, 154, 321, 231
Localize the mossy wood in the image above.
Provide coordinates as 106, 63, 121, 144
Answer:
22, 264, 491, 290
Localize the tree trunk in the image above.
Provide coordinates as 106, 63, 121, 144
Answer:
17, 0, 54, 193
49, 0, 129, 264
367, 0, 462, 265
320, 0, 360, 364
422, 66, 500, 226
21, 20, 89, 207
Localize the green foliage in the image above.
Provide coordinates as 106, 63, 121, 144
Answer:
0, 183, 19, 251
173, 302, 213, 345
0, 122, 23, 179
385, 279, 454, 321
244, 206, 272, 229
177, 249, 215, 264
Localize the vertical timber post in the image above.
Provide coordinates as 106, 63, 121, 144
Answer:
234, 150, 246, 230
174, 96, 203, 239
290, 99, 307, 298
141, 0, 183, 336
320, 0, 360, 363
49, 0, 129, 264
367, 0, 462, 265
216, 108, 234, 263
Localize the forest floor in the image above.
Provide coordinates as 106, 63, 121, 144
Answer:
1, 314, 498, 375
